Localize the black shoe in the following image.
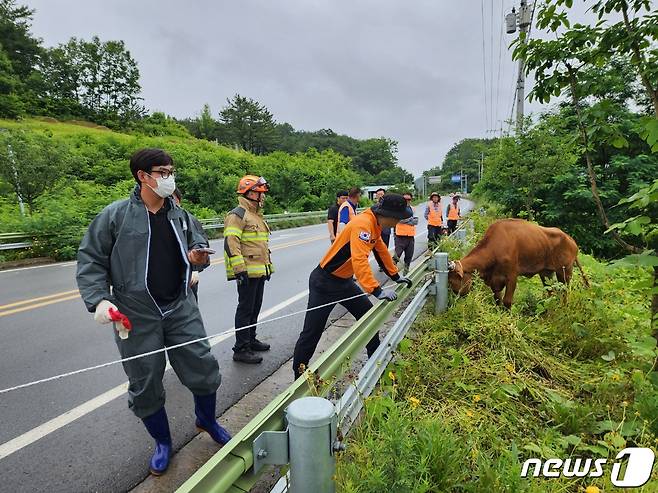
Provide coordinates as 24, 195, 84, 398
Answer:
250, 339, 271, 351
233, 350, 263, 364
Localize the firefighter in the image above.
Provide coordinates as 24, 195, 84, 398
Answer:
292, 193, 413, 379
425, 192, 443, 244
336, 187, 361, 235
224, 175, 274, 364
446, 194, 461, 234
393, 192, 418, 275
76, 148, 231, 476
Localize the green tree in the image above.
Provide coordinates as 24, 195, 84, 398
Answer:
0, 0, 41, 80
607, 179, 658, 333
476, 116, 577, 219
46, 36, 145, 125
219, 94, 276, 154
425, 138, 495, 193
0, 129, 70, 212
0, 43, 23, 117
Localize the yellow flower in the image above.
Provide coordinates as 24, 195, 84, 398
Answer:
466, 410, 474, 417
585, 486, 600, 493
505, 363, 515, 373
611, 374, 621, 381
473, 394, 481, 403
388, 371, 396, 382
408, 397, 421, 408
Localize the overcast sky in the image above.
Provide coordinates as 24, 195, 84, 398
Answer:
25, 0, 595, 176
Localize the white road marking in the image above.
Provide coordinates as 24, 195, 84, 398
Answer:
0, 288, 310, 461
0, 221, 431, 460
0, 261, 76, 274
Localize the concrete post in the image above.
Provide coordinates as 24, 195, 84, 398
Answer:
434, 252, 449, 314
286, 397, 337, 493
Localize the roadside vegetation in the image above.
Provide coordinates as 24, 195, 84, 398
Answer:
336, 210, 657, 492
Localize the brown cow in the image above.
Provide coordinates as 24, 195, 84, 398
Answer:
448, 219, 589, 308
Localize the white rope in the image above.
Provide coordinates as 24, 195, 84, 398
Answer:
0, 291, 372, 395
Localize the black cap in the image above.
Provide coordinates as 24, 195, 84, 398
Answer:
371, 193, 413, 219
336, 190, 348, 198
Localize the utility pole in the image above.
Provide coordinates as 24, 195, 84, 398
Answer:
506, 1, 532, 133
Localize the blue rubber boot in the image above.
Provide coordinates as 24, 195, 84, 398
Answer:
141, 407, 172, 475
193, 393, 232, 446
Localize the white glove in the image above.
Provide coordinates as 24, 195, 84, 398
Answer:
94, 299, 117, 324
190, 271, 200, 287
375, 289, 397, 301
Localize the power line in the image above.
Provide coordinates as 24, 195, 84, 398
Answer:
481, 0, 490, 132
495, 0, 505, 137
489, 0, 492, 128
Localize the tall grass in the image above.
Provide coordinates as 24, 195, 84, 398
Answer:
335, 215, 657, 492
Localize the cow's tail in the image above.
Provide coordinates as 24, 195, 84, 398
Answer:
575, 256, 590, 288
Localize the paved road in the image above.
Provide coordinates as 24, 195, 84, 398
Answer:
0, 198, 471, 492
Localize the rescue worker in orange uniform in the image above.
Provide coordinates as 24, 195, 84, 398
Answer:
393, 192, 418, 275
336, 187, 361, 235
292, 194, 413, 379
446, 194, 461, 234
224, 175, 274, 364
424, 192, 443, 244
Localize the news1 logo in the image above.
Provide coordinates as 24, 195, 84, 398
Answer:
521, 447, 655, 487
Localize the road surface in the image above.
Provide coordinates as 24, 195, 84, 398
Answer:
0, 198, 472, 492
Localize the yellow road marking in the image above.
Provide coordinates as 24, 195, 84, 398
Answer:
0, 289, 79, 310
0, 294, 82, 318
0, 233, 328, 316
209, 234, 326, 265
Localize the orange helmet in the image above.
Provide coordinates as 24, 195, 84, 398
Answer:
237, 175, 269, 194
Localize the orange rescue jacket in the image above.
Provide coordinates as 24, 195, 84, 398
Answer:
447, 203, 460, 220
319, 208, 399, 295
395, 206, 417, 236
426, 201, 442, 226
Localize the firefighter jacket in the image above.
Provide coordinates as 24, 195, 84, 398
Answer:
224, 196, 274, 280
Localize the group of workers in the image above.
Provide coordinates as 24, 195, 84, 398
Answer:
328, 188, 462, 274
74, 148, 428, 476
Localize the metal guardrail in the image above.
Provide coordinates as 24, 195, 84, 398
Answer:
176, 257, 431, 493
177, 217, 474, 493
0, 210, 331, 251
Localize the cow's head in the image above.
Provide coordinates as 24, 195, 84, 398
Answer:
448, 260, 472, 295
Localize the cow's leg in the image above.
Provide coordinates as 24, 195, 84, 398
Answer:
502, 276, 518, 309
490, 277, 505, 306
556, 265, 573, 284
492, 288, 503, 305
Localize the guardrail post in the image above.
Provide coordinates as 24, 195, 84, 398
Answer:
434, 252, 449, 314
287, 397, 337, 493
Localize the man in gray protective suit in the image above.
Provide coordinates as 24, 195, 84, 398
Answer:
76, 148, 231, 476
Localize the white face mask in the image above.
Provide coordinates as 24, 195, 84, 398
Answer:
145, 173, 176, 198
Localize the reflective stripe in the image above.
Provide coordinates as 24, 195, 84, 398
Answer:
241, 232, 269, 242
246, 264, 268, 275
224, 227, 243, 237
230, 255, 245, 265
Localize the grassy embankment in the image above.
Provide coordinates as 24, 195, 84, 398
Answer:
0, 119, 357, 262
336, 212, 658, 492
